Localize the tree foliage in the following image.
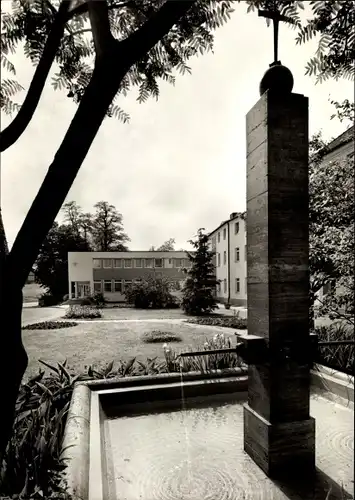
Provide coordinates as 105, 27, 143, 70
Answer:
243, 0, 355, 83
181, 228, 218, 315
329, 98, 355, 124
62, 200, 129, 251
35, 221, 91, 299
1, 0, 234, 123
90, 200, 129, 251
309, 130, 354, 324
156, 238, 176, 251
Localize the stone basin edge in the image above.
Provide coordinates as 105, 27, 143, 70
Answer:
61, 364, 354, 500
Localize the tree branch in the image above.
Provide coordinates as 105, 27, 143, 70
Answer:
65, 27, 92, 37
7, 0, 197, 287
87, 0, 114, 57
67, 0, 132, 20
0, 0, 71, 153
121, 0, 196, 64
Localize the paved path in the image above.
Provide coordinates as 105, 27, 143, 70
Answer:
22, 305, 65, 326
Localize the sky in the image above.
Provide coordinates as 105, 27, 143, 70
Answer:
1, 2, 353, 251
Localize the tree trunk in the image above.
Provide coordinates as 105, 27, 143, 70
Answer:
0, 51, 129, 459
0, 281, 28, 463
0, 0, 197, 463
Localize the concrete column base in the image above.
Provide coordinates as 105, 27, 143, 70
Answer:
243, 403, 316, 479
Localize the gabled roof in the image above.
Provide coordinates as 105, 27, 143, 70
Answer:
208, 211, 246, 237
326, 125, 354, 154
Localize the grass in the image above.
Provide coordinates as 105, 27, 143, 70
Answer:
22, 319, 234, 381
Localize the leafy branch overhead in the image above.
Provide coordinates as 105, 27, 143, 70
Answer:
0, 0, 234, 123
244, 0, 354, 83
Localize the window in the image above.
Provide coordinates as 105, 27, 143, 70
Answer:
94, 281, 102, 292
124, 280, 132, 290
223, 279, 227, 293
168, 259, 172, 264
235, 222, 239, 234
223, 251, 227, 265
114, 280, 123, 293
124, 259, 132, 268
216, 282, 220, 293
235, 247, 240, 262
223, 228, 226, 240
235, 278, 240, 293
174, 259, 183, 268
135, 259, 142, 268
93, 259, 101, 268
103, 259, 112, 268
155, 258, 163, 268
104, 280, 112, 293
113, 259, 122, 268
218, 232, 220, 243
145, 259, 153, 268
218, 253, 221, 267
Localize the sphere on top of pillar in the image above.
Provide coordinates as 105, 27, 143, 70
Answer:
259, 61, 294, 96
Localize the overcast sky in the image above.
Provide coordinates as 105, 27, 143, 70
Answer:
1, 2, 353, 251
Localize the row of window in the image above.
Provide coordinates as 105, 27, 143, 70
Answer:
217, 278, 242, 294
216, 221, 241, 244
216, 246, 247, 266
93, 258, 190, 269
94, 279, 185, 294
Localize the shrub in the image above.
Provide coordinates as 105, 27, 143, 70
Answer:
80, 292, 106, 307
0, 360, 81, 499
23, 321, 78, 330
163, 332, 244, 372
124, 276, 177, 309
65, 305, 102, 319
186, 316, 247, 330
38, 292, 60, 307
80, 297, 92, 306
90, 292, 106, 307
313, 323, 354, 374
142, 330, 182, 344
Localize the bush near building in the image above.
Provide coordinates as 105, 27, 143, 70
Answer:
124, 276, 178, 309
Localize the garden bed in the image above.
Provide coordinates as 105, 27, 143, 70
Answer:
22, 321, 236, 381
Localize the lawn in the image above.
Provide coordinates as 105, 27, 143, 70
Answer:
22, 316, 235, 381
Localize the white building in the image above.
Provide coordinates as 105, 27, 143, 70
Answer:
68, 251, 190, 302
209, 212, 247, 306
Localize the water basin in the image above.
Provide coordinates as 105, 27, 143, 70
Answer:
63, 368, 354, 500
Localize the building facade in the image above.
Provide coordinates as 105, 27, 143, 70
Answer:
207, 126, 354, 310
68, 251, 191, 302
209, 212, 247, 307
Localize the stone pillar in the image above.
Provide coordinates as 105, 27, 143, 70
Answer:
244, 89, 315, 479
